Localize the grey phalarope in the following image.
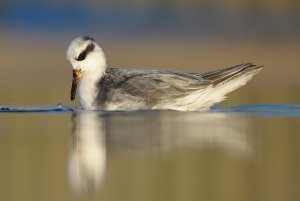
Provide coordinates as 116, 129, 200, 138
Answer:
66, 36, 262, 111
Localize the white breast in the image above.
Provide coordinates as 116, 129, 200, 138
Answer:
78, 75, 99, 110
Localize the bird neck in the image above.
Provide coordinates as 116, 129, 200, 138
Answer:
78, 68, 105, 110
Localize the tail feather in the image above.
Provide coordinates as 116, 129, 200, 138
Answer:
190, 62, 263, 110
165, 63, 263, 111
202, 63, 263, 86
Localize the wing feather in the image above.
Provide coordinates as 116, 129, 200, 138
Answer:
106, 68, 210, 101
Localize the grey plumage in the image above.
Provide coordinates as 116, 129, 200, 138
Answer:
94, 63, 262, 110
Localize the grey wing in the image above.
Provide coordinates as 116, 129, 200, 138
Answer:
110, 68, 211, 102
102, 63, 262, 109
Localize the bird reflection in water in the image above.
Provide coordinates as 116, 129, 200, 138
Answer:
68, 110, 254, 194
68, 111, 106, 194
106, 111, 254, 157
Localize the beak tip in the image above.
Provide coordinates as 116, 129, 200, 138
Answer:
71, 94, 75, 101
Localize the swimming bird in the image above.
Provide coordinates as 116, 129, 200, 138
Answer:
66, 36, 262, 111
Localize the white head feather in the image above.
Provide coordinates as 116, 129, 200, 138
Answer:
66, 36, 107, 76
66, 36, 107, 109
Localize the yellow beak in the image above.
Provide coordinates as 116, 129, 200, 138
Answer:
71, 70, 81, 101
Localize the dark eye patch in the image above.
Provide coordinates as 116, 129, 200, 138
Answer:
76, 43, 95, 61
77, 53, 86, 61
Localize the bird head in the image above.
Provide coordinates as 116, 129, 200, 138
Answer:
66, 36, 107, 101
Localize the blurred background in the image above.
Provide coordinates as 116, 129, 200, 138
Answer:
1, 1, 300, 201
0, 0, 299, 106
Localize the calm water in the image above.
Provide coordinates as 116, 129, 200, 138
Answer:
0, 104, 300, 201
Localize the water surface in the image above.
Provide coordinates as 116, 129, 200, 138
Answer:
0, 104, 300, 201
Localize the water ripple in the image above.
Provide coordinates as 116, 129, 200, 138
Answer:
0, 104, 300, 116
0, 104, 75, 113
212, 104, 300, 116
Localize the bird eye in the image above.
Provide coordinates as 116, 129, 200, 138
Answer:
77, 53, 86, 61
